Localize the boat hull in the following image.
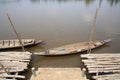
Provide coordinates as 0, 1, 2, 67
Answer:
0, 39, 43, 50
34, 39, 112, 56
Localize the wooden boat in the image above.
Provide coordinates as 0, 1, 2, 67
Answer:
34, 39, 112, 56
0, 39, 43, 50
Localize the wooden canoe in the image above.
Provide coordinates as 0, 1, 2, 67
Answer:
0, 39, 43, 50
34, 39, 112, 56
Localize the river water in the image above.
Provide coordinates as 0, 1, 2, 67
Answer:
0, 0, 120, 79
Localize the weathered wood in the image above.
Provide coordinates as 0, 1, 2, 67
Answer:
34, 39, 111, 56
86, 65, 120, 68
0, 74, 25, 79
0, 54, 31, 58
0, 63, 9, 74
81, 54, 120, 58
82, 60, 120, 63
84, 62, 120, 65
0, 55, 31, 59
0, 68, 24, 73
7, 13, 25, 51
88, 66, 120, 70
81, 53, 120, 79
0, 52, 32, 79
0, 61, 28, 69
87, 8, 98, 54
0, 79, 16, 80
93, 74, 120, 79
0, 58, 30, 62
82, 58, 120, 61
0, 66, 27, 70
0, 39, 42, 50
89, 70, 120, 73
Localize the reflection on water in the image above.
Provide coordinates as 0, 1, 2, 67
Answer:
107, 0, 120, 6
84, 0, 95, 6
0, 0, 120, 79
30, 0, 40, 3
1, 0, 120, 7
0, 0, 20, 4
29, 0, 120, 7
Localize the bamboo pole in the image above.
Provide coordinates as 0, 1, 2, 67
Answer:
6, 13, 25, 51
85, 8, 100, 79
87, 8, 98, 54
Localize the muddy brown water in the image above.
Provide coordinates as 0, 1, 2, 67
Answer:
0, 0, 120, 79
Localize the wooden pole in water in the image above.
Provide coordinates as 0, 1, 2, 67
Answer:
6, 13, 25, 51
87, 8, 98, 54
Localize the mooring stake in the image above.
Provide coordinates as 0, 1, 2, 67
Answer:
32, 67, 36, 77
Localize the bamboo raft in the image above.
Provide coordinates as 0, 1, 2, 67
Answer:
81, 53, 120, 80
0, 52, 32, 79
34, 39, 111, 56
0, 39, 43, 50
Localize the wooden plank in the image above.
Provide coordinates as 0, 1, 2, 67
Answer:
0, 78, 16, 80
0, 56, 31, 60
0, 64, 27, 68
93, 74, 120, 79
82, 57, 120, 60
82, 60, 120, 63
0, 66, 25, 70
84, 62, 120, 65
82, 58, 120, 60
0, 52, 32, 55
88, 69, 120, 73
82, 53, 120, 56
88, 67, 120, 70
0, 57, 30, 61
0, 68, 24, 73
0, 62, 29, 66
81, 53, 120, 80
0, 52, 32, 60
81, 54, 120, 57
0, 54, 31, 58
84, 64, 120, 69
82, 56, 120, 59
93, 77, 120, 80
87, 65, 120, 68
0, 74, 25, 79
0, 51, 31, 78
0, 66, 27, 70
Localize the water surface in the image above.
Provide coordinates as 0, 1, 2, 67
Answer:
0, 0, 120, 79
